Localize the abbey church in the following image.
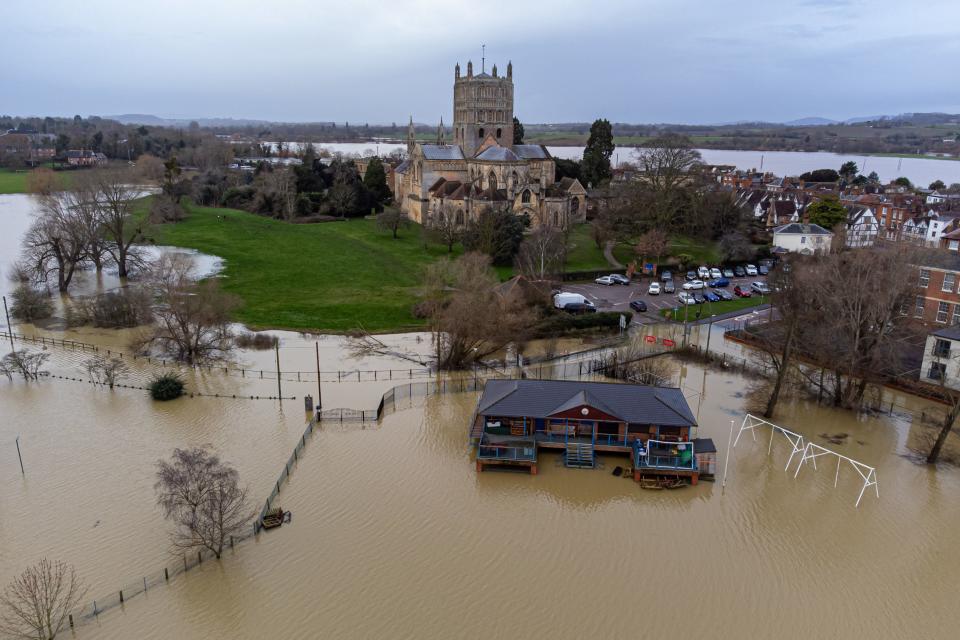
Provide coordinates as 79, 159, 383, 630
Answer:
393, 60, 586, 229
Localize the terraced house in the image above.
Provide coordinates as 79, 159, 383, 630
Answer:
913, 253, 960, 325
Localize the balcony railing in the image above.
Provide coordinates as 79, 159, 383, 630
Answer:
478, 435, 536, 462
634, 439, 697, 471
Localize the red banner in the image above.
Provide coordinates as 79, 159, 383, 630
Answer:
662, 338, 675, 347
645, 335, 656, 343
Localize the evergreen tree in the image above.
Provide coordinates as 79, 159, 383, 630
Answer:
807, 197, 847, 229
838, 160, 859, 182
581, 118, 614, 187
362, 157, 392, 210
512, 116, 524, 145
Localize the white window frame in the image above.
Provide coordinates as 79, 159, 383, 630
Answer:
919, 269, 930, 288
937, 301, 950, 323
915, 296, 925, 318
944, 273, 957, 293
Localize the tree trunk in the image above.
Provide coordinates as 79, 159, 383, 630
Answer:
928, 399, 960, 464
763, 320, 796, 419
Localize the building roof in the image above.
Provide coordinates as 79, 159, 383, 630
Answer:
773, 223, 833, 235
474, 145, 520, 162
476, 379, 697, 426
421, 144, 464, 160
513, 144, 551, 160
394, 159, 411, 174
932, 325, 960, 341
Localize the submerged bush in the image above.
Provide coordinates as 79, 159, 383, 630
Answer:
148, 373, 185, 401
9, 285, 53, 323
66, 288, 153, 329
234, 332, 278, 350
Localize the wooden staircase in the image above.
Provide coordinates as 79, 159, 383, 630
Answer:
565, 442, 595, 468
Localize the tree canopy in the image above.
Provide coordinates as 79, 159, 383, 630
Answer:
581, 118, 615, 187
930, 179, 946, 190
839, 160, 859, 182
799, 168, 840, 182
512, 116, 524, 145
362, 157, 392, 210
806, 197, 847, 229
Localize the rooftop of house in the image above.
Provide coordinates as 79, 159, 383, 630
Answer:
931, 325, 960, 341
476, 379, 697, 427
773, 223, 833, 235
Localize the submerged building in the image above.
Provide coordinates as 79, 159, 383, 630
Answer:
394, 60, 586, 229
468, 379, 716, 484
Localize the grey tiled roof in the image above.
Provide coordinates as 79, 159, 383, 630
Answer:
513, 144, 551, 159
394, 159, 410, 174
475, 145, 519, 162
932, 325, 960, 341
422, 145, 464, 160
477, 379, 697, 426
773, 223, 832, 235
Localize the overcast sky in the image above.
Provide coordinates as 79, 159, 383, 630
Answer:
3, 0, 958, 125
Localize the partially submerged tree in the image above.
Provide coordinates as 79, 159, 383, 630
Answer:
135, 254, 237, 364
85, 355, 128, 389
155, 447, 254, 559
0, 558, 87, 640
91, 168, 145, 278
9, 285, 53, 323
0, 350, 50, 381
22, 188, 97, 292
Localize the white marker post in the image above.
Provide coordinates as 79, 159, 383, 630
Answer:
721, 418, 735, 490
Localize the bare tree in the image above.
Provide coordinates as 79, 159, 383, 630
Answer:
516, 225, 567, 279
92, 168, 146, 278
23, 187, 97, 292
328, 182, 356, 218
135, 154, 166, 182
0, 350, 50, 381
422, 253, 537, 369
633, 134, 702, 195
0, 559, 87, 640
85, 355, 128, 389
427, 205, 462, 252
134, 254, 237, 364
634, 228, 669, 268
155, 447, 254, 559
25, 168, 62, 197
376, 208, 410, 239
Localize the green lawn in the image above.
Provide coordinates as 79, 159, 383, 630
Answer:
0, 169, 29, 194
147, 202, 469, 333
667, 235, 721, 265
660, 295, 764, 320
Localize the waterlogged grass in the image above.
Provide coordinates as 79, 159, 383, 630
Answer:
148, 202, 467, 333
660, 295, 764, 320
0, 169, 29, 194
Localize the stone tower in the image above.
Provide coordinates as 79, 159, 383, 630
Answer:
452, 59, 514, 158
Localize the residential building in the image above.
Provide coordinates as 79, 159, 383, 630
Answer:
772, 222, 834, 254
920, 326, 960, 390
911, 252, 960, 325
66, 150, 107, 167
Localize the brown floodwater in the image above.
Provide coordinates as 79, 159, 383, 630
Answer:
4, 193, 960, 638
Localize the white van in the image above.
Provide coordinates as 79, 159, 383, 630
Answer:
553, 292, 593, 309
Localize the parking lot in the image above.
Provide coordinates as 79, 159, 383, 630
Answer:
561, 269, 772, 324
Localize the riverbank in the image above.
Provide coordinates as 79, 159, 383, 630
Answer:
0, 169, 29, 194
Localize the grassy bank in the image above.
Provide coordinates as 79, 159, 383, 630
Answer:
0, 169, 29, 194
660, 296, 764, 320
148, 202, 466, 332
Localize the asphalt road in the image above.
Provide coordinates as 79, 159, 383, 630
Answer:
561, 272, 771, 324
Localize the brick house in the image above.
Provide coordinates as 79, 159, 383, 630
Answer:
912, 253, 960, 326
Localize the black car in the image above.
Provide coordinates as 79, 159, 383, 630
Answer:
716, 289, 734, 301
563, 302, 597, 314
663, 280, 676, 294
733, 265, 746, 277
629, 299, 647, 312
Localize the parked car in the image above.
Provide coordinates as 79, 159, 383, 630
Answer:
686, 270, 697, 281
733, 265, 746, 277
709, 277, 730, 288
563, 302, 597, 314
648, 281, 661, 295
745, 264, 758, 276
682, 279, 705, 290
758, 265, 769, 276
595, 275, 616, 286
554, 292, 593, 309
663, 280, 676, 293
660, 270, 672, 282
693, 293, 706, 304
722, 268, 735, 278
678, 292, 696, 305
697, 266, 711, 279
609, 274, 630, 285
630, 299, 648, 312
734, 285, 752, 298
716, 289, 734, 301
751, 281, 771, 295
703, 291, 721, 303
709, 268, 722, 280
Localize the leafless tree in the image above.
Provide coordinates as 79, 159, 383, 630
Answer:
91, 168, 146, 278
23, 187, 98, 292
25, 168, 62, 197
422, 253, 537, 369
134, 254, 237, 364
634, 228, 669, 267
328, 182, 356, 218
633, 134, 702, 195
427, 205, 462, 252
0, 558, 87, 640
149, 195, 185, 224
516, 225, 567, 279
1, 350, 50, 381
263, 167, 296, 220
85, 355, 128, 389
135, 154, 166, 182
376, 208, 410, 239
155, 447, 254, 559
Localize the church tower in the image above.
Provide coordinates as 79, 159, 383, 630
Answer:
453, 58, 514, 158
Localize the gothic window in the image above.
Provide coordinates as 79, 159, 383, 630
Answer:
479, 127, 485, 139
521, 189, 531, 204
511, 171, 519, 187
571, 198, 579, 215
553, 211, 560, 226
496, 128, 502, 138
456, 209, 464, 225
488, 171, 497, 189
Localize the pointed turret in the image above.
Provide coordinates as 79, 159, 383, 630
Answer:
467, 60, 473, 77
507, 61, 512, 79
455, 63, 460, 79
406, 116, 415, 154
492, 64, 498, 78
437, 117, 445, 145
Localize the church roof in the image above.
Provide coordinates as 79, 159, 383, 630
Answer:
422, 145, 464, 160
395, 159, 411, 174
513, 144, 551, 160
475, 145, 520, 162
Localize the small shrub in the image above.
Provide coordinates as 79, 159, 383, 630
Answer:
9, 285, 53, 322
675, 253, 693, 268
66, 289, 153, 329
534, 311, 631, 337
234, 332, 278, 350
148, 373, 185, 401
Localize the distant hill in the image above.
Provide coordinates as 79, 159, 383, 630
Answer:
784, 117, 838, 126
107, 114, 281, 128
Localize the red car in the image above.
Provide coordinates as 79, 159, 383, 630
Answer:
733, 285, 752, 298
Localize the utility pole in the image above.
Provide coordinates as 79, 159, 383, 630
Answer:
274, 342, 282, 400
315, 342, 322, 410
2, 295, 14, 352
15, 435, 24, 475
